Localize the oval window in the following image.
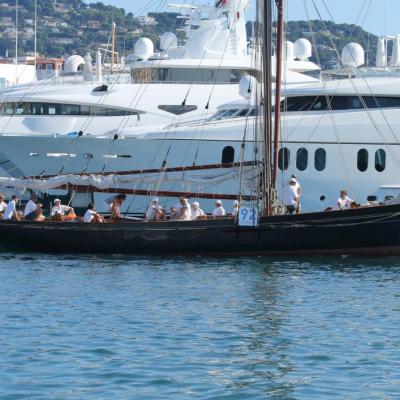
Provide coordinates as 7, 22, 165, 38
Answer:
375, 149, 386, 172
278, 147, 290, 170
357, 149, 368, 172
314, 148, 326, 171
296, 148, 308, 171
221, 146, 235, 163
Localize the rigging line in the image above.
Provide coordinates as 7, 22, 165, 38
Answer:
113, 0, 197, 135
310, 1, 400, 171
181, 6, 226, 105
305, 1, 354, 196
203, 0, 247, 108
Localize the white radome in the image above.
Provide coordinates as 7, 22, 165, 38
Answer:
134, 38, 154, 61
294, 38, 312, 61
64, 55, 85, 73
160, 32, 178, 51
341, 42, 365, 68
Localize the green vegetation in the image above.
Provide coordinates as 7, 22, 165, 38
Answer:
0, 0, 378, 69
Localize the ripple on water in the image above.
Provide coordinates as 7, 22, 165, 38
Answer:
1, 254, 400, 399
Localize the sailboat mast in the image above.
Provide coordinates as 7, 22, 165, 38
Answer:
111, 22, 116, 73
272, 0, 284, 189
262, 0, 273, 214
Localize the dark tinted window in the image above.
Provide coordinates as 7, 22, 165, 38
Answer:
357, 149, 368, 172
283, 96, 400, 112
222, 146, 235, 163
375, 149, 386, 172
278, 148, 290, 170
0, 102, 138, 116
314, 148, 326, 171
296, 148, 308, 171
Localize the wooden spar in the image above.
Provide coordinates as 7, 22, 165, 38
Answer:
111, 21, 116, 72
48, 185, 256, 201
273, 0, 284, 189
262, 0, 273, 215
28, 161, 260, 180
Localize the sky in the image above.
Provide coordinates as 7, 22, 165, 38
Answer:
103, 0, 399, 37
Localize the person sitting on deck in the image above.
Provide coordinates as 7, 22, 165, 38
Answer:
212, 200, 226, 217
191, 202, 206, 220
110, 194, 127, 222
175, 197, 192, 221
145, 197, 165, 221
0, 193, 6, 218
231, 200, 240, 217
336, 190, 355, 210
2, 195, 21, 221
34, 204, 46, 222
84, 203, 105, 223
24, 193, 41, 221
282, 178, 299, 215
51, 198, 74, 221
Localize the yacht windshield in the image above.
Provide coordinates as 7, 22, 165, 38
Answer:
208, 107, 258, 121
132, 67, 254, 84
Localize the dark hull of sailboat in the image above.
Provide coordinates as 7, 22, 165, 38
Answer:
1, 204, 400, 256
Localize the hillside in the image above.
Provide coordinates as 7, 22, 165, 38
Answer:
0, 0, 378, 69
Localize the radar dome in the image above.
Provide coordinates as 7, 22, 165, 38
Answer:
160, 32, 178, 51
239, 75, 258, 99
294, 38, 312, 61
64, 55, 85, 73
134, 38, 154, 61
286, 41, 294, 60
341, 43, 364, 68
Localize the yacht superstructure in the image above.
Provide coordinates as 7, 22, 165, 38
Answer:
3, 73, 400, 213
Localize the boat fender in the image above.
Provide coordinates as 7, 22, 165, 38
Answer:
113, 134, 119, 140
78, 130, 83, 137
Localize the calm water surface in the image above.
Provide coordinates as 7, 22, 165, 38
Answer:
0, 253, 400, 399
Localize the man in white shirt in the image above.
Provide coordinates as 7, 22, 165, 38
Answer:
191, 202, 206, 220
231, 200, 240, 217
83, 203, 105, 223
24, 193, 39, 220
0, 194, 6, 216
282, 179, 299, 214
145, 197, 164, 221
2, 195, 20, 221
212, 200, 226, 217
336, 190, 354, 210
175, 198, 192, 220
291, 174, 302, 213
51, 198, 74, 217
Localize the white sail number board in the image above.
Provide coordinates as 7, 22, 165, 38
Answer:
238, 206, 259, 227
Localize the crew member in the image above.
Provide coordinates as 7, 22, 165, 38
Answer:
212, 200, 226, 217
2, 195, 21, 221
232, 200, 240, 217
336, 190, 354, 210
291, 174, 302, 213
175, 197, 191, 220
51, 198, 74, 219
24, 193, 40, 220
0, 194, 6, 218
282, 178, 299, 214
191, 201, 206, 220
84, 203, 105, 223
145, 197, 164, 221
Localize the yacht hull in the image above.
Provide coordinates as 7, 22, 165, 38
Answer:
1, 204, 400, 256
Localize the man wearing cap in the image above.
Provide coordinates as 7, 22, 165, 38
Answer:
145, 197, 164, 221
282, 179, 299, 214
51, 198, 74, 219
175, 197, 191, 220
191, 201, 206, 220
291, 174, 302, 213
212, 200, 226, 217
2, 195, 21, 221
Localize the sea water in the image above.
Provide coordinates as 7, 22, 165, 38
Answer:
0, 253, 400, 399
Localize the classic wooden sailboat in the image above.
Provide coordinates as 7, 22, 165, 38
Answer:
1, 0, 400, 256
